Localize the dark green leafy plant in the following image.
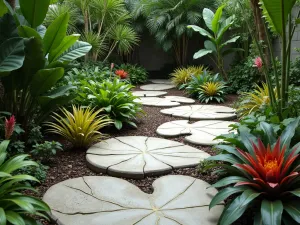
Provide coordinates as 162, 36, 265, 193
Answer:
17, 162, 49, 184
0, 140, 50, 224
0, 1, 91, 130
117, 64, 148, 84
76, 78, 143, 130
227, 57, 261, 93
188, 5, 243, 79
208, 119, 300, 225
31, 141, 63, 162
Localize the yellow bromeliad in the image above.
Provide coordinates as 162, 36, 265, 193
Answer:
237, 83, 277, 117
170, 66, 205, 86
46, 105, 112, 148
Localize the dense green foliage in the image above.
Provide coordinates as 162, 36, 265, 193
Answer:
117, 64, 148, 84
0, 140, 50, 224
76, 78, 143, 130
0, 3, 91, 130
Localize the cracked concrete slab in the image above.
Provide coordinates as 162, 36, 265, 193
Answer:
140, 84, 175, 91
134, 96, 195, 107
86, 136, 210, 179
43, 175, 224, 225
149, 79, 173, 85
161, 105, 236, 120
132, 91, 167, 97
157, 120, 236, 146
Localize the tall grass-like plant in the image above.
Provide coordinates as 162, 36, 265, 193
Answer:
0, 139, 51, 224
46, 106, 112, 148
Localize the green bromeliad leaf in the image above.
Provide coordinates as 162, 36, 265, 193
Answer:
284, 201, 300, 223
261, 200, 283, 225
219, 190, 261, 225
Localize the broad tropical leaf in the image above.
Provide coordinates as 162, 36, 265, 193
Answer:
19, 0, 50, 28
261, 200, 283, 225
56, 41, 92, 62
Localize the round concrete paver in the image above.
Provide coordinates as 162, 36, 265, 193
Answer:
132, 91, 167, 97
140, 84, 175, 91
134, 96, 195, 107
150, 79, 173, 84
157, 120, 235, 146
43, 175, 224, 225
86, 136, 210, 179
161, 105, 236, 120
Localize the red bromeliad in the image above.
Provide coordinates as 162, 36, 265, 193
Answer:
235, 139, 299, 195
5, 115, 15, 140
115, 70, 128, 79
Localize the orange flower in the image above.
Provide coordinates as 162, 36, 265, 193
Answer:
234, 139, 299, 194
115, 70, 128, 79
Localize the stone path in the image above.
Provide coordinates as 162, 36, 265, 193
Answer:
133, 91, 167, 97
157, 120, 235, 146
161, 105, 236, 120
43, 175, 223, 225
86, 136, 210, 179
140, 84, 175, 91
149, 79, 173, 85
134, 96, 195, 107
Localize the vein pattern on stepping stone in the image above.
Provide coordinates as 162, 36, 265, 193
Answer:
149, 79, 173, 84
43, 175, 224, 225
134, 96, 195, 107
157, 120, 235, 145
132, 91, 167, 97
140, 84, 175, 91
86, 136, 210, 178
161, 105, 236, 120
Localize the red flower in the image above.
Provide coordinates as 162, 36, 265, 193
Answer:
5, 115, 15, 140
115, 70, 128, 79
253, 57, 263, 70
234, 139, 299, 195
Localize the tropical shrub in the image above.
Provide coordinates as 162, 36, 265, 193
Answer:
49, 0, 139, 61
118, 64, 148, 84
209, 119, 300, 225
31, 141, 63, 162
290, 57, 300, 86
198, 81, 226, 103
0, 2, 91, 130
76, 78, 143, 129
129, 0, 212, 66
170, 66, 205, 87
237, 83, 277, 117
188, 5, 243, 79
46, 106, 112, 148
0, 140, 50, 224
227, 57, 261, 93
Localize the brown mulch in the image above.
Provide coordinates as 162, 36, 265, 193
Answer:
37, 86, 252, 225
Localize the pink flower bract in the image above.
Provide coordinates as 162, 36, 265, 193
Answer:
5, 115, 15, 140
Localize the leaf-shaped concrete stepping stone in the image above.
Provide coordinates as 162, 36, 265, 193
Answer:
43, 175, 224, 225
133, 91, 167, 97
134, 96, 195, 107
150, 79, 173, 84
140, 84, 175, 91
157, 120, 235, 146
161, 105, 236, 120
86, 136, 210, 179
